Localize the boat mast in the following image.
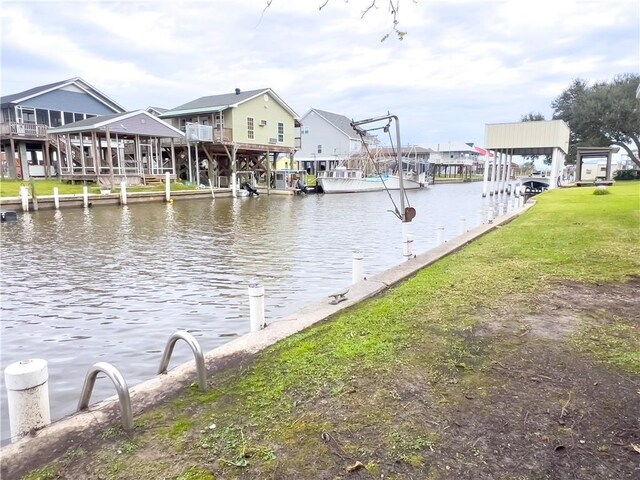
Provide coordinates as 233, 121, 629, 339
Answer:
351, 113, 407, 222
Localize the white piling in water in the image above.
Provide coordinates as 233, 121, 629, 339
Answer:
248, 282, 266, 332
4, 359, 51, 442
352, 251, 364, 283
165, 172, 171, 202
231, 172, 237, 198
208, 179, 215, 199
519, 195, 525, 208
53, 187, 60, 209
498, 202, 505, 217
436, 225, 445, 245
120, 181, 127, 205
487, 208, 495, 224
82, 186, 89, 208
402, 234, 414, 261
459, 216, 467, 235
20, 186, 29, 212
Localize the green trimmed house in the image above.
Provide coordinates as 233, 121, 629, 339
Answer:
159, 88, 300, 187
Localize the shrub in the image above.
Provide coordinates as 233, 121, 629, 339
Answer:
614, 169, 640, 180
593, 186, 611, 195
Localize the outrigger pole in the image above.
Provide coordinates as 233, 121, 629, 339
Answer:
351, 113, 415, 223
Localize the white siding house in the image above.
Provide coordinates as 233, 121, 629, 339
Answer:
295, 108, 376, 173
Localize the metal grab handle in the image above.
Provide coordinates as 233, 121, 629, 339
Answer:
158, 331, 208, 392
77, 362, 133, 431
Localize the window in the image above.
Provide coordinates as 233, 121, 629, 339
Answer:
317, 145, 322, 154
19, 107, 36, 123
36, 109, 49, 125
277, 122, 284, 142
301, 126, 309, 134
74, 113, 84, 122
215, 113, 224, 129
50, 111, 62, 127
247, 117, 254, 139
63, 112, 74, 125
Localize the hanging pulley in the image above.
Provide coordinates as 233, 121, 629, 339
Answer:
404, 207, 416, 222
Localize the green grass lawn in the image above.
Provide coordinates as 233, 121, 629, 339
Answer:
21, 182, 640, 480
0, 178, 197, 197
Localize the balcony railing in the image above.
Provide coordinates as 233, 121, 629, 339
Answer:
0, 122, 49, 138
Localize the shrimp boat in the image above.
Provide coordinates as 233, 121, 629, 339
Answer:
316, 146, 427, 194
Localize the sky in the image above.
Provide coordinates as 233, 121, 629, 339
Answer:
0, 0, 638, 148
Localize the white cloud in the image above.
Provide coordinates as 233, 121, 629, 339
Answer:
1, 0, 637, 144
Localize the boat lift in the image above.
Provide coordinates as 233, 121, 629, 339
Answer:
351, 114, 416, 223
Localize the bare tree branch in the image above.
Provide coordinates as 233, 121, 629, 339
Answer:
262, 0, 411, 41
362, 1, 377, 19
256, 0, 273, 28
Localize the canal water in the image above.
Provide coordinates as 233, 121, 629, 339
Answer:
0, 181, 499, 442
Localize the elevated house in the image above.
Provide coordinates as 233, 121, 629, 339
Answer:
159, 88, 300, 188
0, 77, 126, 179
48, 110, 184, 188
294, 108, 378, 174
420, 142, 482, 179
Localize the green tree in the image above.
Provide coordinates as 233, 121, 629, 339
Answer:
552, 74, 640, 167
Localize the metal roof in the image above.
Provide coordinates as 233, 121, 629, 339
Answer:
160, 88, 298, 119
420, 142, 479, 153
485, 120, 570, 154
48, 110, 184, 138
0, 77, 127, 112
306, 108, 362, 139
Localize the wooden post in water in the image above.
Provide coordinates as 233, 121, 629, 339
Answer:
106, 128, 115, 190
29, 178, 39, 211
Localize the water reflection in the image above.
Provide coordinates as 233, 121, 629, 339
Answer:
1, 182, 514, 441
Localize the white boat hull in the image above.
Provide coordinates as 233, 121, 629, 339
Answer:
318, 174, 425, 194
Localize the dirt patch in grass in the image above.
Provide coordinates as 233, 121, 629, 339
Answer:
18, 279, 640, 479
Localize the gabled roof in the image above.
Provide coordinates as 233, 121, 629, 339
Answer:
48, 110, 184, 138
0, 77, 126, 113
160, 88, 298, 119
420, 142, 480, 153
146, 106, 168, 115
303, 108, 363, 139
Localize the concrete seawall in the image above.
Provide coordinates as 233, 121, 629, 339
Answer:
0, 189, 228, 211
0, 201, 534, 478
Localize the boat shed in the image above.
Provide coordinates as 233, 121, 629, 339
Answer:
48, 110, 184, 188
483, 120, 570, 196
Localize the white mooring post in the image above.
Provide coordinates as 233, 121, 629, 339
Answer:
402, 234, 414, 261
82, 186, 89, 208
5, 359, 51, 442
20, 186, 29, 212
248, 282, 266, 332
120, 181, 127, 205
458, 216, 467, 235
53, 187, 60, 209
165, 172, 171, 202
436, 225, 445, 245
352, 251, 364, 283
519, 195, 525, 208
498, 202, 505, 217
487, 207, 495, 223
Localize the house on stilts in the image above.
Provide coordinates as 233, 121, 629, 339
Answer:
158, 88, 301, 190
0, 77, 126, 180
48, 110, 185, 188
